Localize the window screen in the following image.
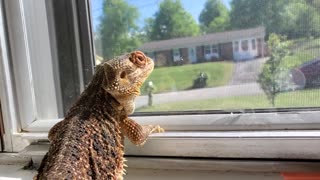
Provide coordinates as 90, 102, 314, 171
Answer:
91, 0, 320, 113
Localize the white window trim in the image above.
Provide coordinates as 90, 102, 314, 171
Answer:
3, 0, 61, 130
21, 110, 320, 132
13, 111, 320, 159
1, 0, 320, 161
0, 0, 15, 152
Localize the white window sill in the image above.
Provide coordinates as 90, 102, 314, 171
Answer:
14, 130, 320, 160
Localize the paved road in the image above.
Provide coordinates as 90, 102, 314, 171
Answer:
135, 83, 264, 108
135, 58, 267, 108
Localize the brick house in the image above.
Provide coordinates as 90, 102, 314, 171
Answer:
138, 27, 266, 67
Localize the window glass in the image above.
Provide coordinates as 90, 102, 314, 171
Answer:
252, 39, 256, 50
241, 40, 249, 51
172, 48, 181, 62
211, 45, 218, 53
204, 45, 211, 55
91, 0, 320, 113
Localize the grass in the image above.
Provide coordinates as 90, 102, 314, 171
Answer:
141, 62, 233, 94
136, 89, 320, 112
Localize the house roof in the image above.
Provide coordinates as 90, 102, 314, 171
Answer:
138, 26, 265, 52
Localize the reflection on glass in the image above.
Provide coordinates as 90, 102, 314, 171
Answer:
91, 0, 320, 112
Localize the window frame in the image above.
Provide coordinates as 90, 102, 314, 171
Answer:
0, 0, 95, 151
0, 0, 320, 161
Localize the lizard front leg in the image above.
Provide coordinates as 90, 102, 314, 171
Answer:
120, 118, 164, 145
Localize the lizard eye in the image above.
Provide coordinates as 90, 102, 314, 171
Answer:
120, 71, 127, 79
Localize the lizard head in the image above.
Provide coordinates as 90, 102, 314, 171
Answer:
99, 51, 154, 114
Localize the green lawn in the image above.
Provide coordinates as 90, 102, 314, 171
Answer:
136, 89, 320, 112
141, 62, 233, 94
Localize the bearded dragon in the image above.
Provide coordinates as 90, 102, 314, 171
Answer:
34, 51, 163, 180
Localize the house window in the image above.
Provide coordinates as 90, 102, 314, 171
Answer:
173, 49, 180, 56
172, 49, 181, 62
211, 45, 218, 53
241, 40, 249, 51
252, 39, 256, 50
204, 45, 211, 55
204, 45, 219, 60
234, 41, 239, 52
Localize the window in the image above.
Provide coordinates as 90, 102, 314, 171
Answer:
90, 0, 320, 158
204, 45, 219, 60
0, 0, 319, 161
211, 45, 218, 53
241, 40, 249, 51
0, 0, 94, 151
252, 39, 256, 50
204, 45, 211, 55
172, 49, 181, 62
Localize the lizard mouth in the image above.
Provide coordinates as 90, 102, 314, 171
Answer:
126, 51, 154, 96
132, 60, 154, 96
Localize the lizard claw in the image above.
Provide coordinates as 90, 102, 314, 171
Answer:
150, 125, 164, 133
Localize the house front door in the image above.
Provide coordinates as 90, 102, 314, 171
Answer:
188, 47, 197, 63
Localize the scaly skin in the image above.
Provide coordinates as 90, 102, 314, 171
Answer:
34, 51, 163, 180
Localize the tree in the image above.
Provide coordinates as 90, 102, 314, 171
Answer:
293, 2, 320, 38
305, 0, 320, 9
98, 0, 141, 59
199, 0, 230, 33
146, 0, 199, 41
258, 34, 291, 106
229, 0, 288, 35
278, 0, 320, 38
229, 0, 320, 38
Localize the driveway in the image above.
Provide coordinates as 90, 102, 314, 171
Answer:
229, 57, 268, 85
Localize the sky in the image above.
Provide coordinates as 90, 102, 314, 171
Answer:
91, 0, 231, 32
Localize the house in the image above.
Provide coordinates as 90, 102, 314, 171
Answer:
138, 27, 266, 66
